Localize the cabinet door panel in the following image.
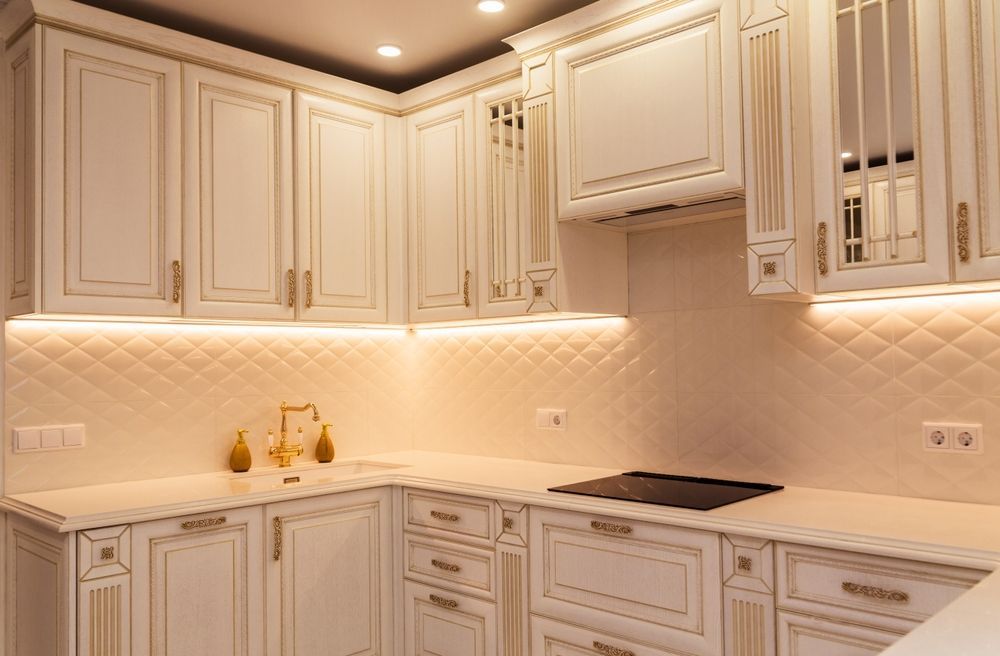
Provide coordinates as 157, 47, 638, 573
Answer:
183, 64, 294, 319
407, 96, 477, 322
42, 29, 181, 315
777, 611, 899, 656
403, 580, 496, 656
266, 487, 392, 656
296, 92, 387, 322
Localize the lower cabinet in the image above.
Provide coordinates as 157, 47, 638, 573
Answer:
404, 580, 497, 656
131, 506, 265, 656
776, 611, 899, 656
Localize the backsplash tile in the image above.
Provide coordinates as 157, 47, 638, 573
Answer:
6, 215, 1000, 504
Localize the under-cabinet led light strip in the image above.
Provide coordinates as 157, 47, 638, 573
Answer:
810, 290, 1000, 311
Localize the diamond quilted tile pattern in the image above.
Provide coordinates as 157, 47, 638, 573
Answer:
8, 217, 1000, 503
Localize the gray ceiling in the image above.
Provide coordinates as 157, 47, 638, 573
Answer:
75, 0, 598, 92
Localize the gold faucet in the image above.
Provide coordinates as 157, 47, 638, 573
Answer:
268, 401, 320, 467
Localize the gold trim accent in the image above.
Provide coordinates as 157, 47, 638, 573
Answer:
171, 260, 181, 303
503, 517, 514, 530
287, 269, 296, 307
304, 269, 313, 308
429, 594, 459, 608
534, 285, 544, 298
761, 261, 777, 276
841, 581, 909, 603
957, 202, 970, 263
430, 510, 460, 522
272, 516, 283, 561
463, 270, 471, 307
99, 547, 115, 561
593, 641, 634, 656
590, 520, 632, 535
180, 517, 226, 530
816, 222, 829, 276
431, 559, 461, 573
737, 555, 753, 572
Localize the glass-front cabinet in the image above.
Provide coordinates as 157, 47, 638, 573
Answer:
810, 0, 951, 292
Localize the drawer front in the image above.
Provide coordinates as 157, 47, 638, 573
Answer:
405, 489, 494, 546
529, 506, 722, 655
777, 611, 900, 656
777, 543, 987, 633
404, 580, 497, 656
404, 533, 495, 598
531, 615, 687, 656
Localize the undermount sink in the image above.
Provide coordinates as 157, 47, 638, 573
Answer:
222, 460, 405, 494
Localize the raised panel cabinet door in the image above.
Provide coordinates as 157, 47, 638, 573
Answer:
183, 64, 294, 320
295, 92, 387, 322
776, 611, 900, 656
130, 507, 264, 656
947, 0, 1000, 281
406, 96, 477, 322
809, 0, 950, 292
265, 487, 393, 656
553, 0, 742, 220
403, 580, 497, 656
42, 28, 182, 315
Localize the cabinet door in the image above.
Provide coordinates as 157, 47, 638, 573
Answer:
131, 508, 264, 656
553, 0, 742, 220
947, 0, 1000, 281
265, 488, 392, 656
531, 615, 687, 656
183, 64, 294, 320
42, 29, 182, 315
777, 611, 900, 656
406, 96, 477, 322
403, 580, 496, 656
295, 92, 387, 322
809, 0, 950, 292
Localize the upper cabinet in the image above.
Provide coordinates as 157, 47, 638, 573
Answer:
182, 64, 295, 320
549, 0, 742, 221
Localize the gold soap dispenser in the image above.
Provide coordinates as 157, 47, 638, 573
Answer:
316, 423, 335, 463
230, 428, 252, 473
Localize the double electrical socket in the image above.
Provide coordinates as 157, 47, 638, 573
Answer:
922, 422, 983, 454
536, 408, 567, 431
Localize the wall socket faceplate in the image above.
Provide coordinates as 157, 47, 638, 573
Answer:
535, 409, 567, 431
922, 422, 983, 454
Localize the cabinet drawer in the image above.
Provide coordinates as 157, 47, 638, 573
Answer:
405, 488, 495, 546
777, 610, 901, 656
529, 506, 722, 655
531, 615, 687, 656
404, 533, 495, 599
404, 580, 497, 656
776, 543, 987, 633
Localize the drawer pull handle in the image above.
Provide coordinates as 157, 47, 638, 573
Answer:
841, 581, 909, 603
957, 202, 970, 263
273, 517, 283, 561
171, 260, 182, 303
180, 517, 226, 530
593, 641, 633, 656
463, 270, 471, 307
287, 269, 296, 307
429, 594, 458, 608
590, 520, 633, 535
431, 559, 461, 573
430, 510, 460, 522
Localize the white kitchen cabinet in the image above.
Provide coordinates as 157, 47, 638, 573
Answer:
531, 615, 687, 656
6, 27, 183, 317
403, 580, 497, 656
264, 487, 393, 656
295, 91, 388, 322
777, 611, 899, 656
549, 0, 742, 221
182, 64, 295, 320
406, 96, 478, 322
131, 507, 264, 656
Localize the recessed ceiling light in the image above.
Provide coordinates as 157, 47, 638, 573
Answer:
841, 151, 853, 158
478, 0, 505, 13
377, 44, 402, 58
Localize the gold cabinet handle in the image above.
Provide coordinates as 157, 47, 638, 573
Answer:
593, 641, 634, 656
841, 581, 909, 603
957, 201, 970, 263
180, 516, 226, 530
287, 269, 296, 307
273, 516, 282, 561
591, 520, 632, 535
431, 559, 461, 573
304, 270, 313, 308
816, 221, 829, 276
463, 270, 471, 307
171, 260, 182, 303
430, 510, 460, 522
429, 594, 458, 608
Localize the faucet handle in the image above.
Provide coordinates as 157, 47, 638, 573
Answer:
296, 426, 304, 443
267, 429, 275, 447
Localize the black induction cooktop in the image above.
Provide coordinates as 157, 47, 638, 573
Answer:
548, 471, 783, 510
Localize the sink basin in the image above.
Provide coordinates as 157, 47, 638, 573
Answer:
222, 460, 405, 494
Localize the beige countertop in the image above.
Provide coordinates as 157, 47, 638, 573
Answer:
4, 450, 1000, 654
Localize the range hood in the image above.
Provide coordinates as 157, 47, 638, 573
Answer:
590, 196, 746, 230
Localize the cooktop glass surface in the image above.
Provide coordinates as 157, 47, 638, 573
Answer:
548, 471, 783, 510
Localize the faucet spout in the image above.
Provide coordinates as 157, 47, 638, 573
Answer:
271, 401, 320, 467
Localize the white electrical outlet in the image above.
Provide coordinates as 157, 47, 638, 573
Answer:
953, 424, 983, 453
536, 409, 567, 431
922, 421, 983, 454
923, 424, 950, 450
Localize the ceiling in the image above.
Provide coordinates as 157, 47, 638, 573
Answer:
74, 0, 598, 92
